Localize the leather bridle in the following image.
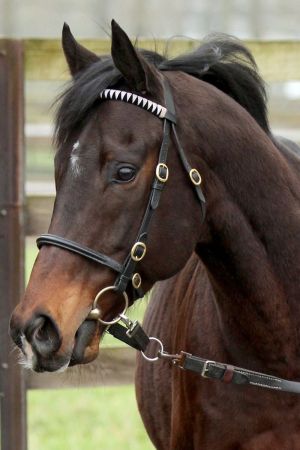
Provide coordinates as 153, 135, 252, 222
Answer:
36, 79, 300, 395
36, 79, 206, 324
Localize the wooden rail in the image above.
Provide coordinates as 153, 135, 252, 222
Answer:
26, 192, 54, 235
0, 39, 27, 450
24, 39, 300, 82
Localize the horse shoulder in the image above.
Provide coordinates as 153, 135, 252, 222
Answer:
239, 429, 300, 450
136, 254, 220, 449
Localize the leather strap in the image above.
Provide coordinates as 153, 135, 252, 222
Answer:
179, 352, 300, 394
107, 323, 149, 351
114, 120, 172, 292
172, 124, 206, 219
36, 234, 123, 273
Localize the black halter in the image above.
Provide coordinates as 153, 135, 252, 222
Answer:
36, 80, 206, 308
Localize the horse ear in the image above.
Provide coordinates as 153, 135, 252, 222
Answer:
62, 23, 99, 77
111, 20, 159, 94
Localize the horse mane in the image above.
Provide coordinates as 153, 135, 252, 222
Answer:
55, 34, 270, 147
159, 35, 270, 134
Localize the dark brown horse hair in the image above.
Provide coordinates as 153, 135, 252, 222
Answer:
54, 34, 269, 148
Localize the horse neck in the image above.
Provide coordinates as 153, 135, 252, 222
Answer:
176, 77, 300, 372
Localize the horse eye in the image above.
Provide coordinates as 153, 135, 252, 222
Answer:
116, 166, 136, 182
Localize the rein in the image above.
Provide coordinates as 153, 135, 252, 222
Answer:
36, 79, 300, 395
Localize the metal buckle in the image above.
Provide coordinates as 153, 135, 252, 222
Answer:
189, 168, 202, 186
156, 163, 169, 183
131, 242, 147, 261
87, 285, 129, 325
132, 272, 142, 289
201, 360, 216, 378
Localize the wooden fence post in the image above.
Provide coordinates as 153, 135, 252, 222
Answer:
0, 40, 27, 450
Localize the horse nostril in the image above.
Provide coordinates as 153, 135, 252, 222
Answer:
25, 315, 61, 358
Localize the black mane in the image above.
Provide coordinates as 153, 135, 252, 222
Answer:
55, 34, 269, 147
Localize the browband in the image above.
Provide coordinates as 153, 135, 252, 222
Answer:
100, 89, 176, 123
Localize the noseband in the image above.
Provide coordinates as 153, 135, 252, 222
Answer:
36, 79, 206, 323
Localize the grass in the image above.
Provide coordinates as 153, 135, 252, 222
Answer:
28, 386, 154, 450
26, 241, 154, 450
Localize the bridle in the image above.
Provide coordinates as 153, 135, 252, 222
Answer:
36, 78, 300, 395
36, 79, 206, 325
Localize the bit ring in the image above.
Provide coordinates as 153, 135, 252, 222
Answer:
88, 285, 129, 325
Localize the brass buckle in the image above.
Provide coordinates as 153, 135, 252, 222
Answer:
156, 163, 169, 183
131, 242, 147, 261
132, 272, 142, 289
189, 168, 202, 186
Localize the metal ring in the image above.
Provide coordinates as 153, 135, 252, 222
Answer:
90, 285, 129, 325
131, 242, 147, 262
141, 337, 164, 362
189, 168, 202, 186
156, 163, 169, 182
132, 273, 142, 289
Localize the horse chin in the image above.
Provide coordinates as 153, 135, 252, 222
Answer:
69, 319, 102, 366
20, 350, 71, 373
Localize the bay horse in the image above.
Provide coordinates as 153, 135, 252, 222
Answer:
10, 20, 300, 449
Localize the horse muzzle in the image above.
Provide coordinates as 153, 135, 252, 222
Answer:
9, 311, 101, 372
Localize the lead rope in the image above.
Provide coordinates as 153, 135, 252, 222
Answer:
106, 313, 300, 394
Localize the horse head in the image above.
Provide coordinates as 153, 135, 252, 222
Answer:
10, 21, 204, 372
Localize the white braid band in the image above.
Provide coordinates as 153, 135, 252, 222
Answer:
100, 89, 168, 119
